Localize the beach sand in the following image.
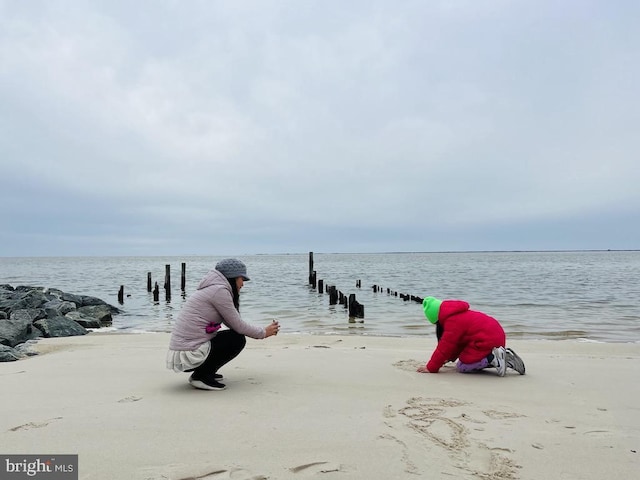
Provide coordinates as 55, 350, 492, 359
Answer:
1, 332, 638, 480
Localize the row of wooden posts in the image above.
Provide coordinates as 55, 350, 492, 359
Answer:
368, 283, 424, 304
117, 263, 186, 304
308, 252, 365, 319
117, 256, 425, 314
307, 251, 424, 319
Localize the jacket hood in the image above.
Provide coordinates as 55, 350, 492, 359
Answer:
198, 269, 231, 291
438, 299, 470, 322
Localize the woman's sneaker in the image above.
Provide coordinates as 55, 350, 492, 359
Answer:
189, 373, 226, 391
490, 347, 507, 377
505, 348, 526, 375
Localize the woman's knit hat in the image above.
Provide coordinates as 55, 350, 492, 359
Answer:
423, 296, 442, 324
215, 258, 250, 281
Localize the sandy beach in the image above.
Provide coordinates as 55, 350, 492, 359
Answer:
1, 332, 638, 480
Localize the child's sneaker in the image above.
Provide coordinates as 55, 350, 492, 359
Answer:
490, 346, 507, 377
505, 348, 526, 375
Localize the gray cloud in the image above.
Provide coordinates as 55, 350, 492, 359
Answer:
1, 0, 639, 256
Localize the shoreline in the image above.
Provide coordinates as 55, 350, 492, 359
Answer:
90, 327, 640, 344
2, 332, 639, 479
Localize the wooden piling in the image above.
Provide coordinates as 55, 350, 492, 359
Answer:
328, 285, 338, 305
153, 282, 159, 302
308, 252, 314, 285
348, 294, 365, 319
164, 264, 171, 301
118, 286, 124, 304
181, 263, 186, 291
147, 272, 152, 292
310, 271, 317, 289
318, 279, 324, 294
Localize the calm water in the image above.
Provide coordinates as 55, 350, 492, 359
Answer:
1, 252, 639, 343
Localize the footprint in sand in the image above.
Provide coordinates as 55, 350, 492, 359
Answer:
8, 417, 63, 432
288, 462, 348, 476
118, 395, 142, 403
140, 465, 267, 480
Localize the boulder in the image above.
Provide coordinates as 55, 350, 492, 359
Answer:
0, 312, 43, 347
79, 295, 121, 313
0, 344, 21, 362
34, 316, 88, 338
43, 299, 77, 318
7, 290, 51, 312
0, 285, 120, 361
65, 311, 102, 329
77, 305, 113, 327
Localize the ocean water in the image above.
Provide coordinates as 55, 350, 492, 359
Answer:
1, 251, 639, 343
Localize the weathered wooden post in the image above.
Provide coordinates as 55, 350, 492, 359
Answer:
153, 282, 159, 302
164, 264, 171, 301
118, 286, 124, 304
147, 272, 152, 292
329, 285, 338, 305
181, 262, 186, 291
349, 294, 365, 319
308, 252, 314, 285
318, 279, 324, 294
310, 270, 317, 289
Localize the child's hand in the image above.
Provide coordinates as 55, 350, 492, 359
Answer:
417, 366, 429, 373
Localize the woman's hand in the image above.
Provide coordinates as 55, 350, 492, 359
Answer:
265, 319, 280, 338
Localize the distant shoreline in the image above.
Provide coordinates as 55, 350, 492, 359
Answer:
2, 249, 639, 259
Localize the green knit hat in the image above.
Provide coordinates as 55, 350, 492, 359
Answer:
423, 296, 442, 324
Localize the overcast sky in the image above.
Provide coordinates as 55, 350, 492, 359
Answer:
1, 0, 639, 257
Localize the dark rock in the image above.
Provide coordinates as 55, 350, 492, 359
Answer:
7, 290, 51, 312
43, 299, 77, 318
0, 313, 43, 347
79, 295, 121, 313
14, 285, 43, 292
61, 292, 83, 306
76, 305, 113, 327
15, 340, 40, 357
13, 308, 47, 322
65, 311, 102, 329
0, 344, 21, 362
33, 316, 88, 338
0, 285, 120, 361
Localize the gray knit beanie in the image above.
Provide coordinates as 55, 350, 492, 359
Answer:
215, 258, 250, 281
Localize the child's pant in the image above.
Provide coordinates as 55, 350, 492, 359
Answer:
457, 357, 490, 373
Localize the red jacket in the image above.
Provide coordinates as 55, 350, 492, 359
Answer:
426, 300, 506, 373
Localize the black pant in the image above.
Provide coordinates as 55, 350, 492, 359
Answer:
192, 330, 246, 382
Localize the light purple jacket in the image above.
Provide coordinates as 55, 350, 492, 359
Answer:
168, 269, 265, 351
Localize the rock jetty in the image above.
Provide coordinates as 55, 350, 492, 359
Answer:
0, 284, 120, 362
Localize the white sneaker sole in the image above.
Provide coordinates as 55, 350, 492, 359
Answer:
493, 347, 507, 377
188, 378, 226, 391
